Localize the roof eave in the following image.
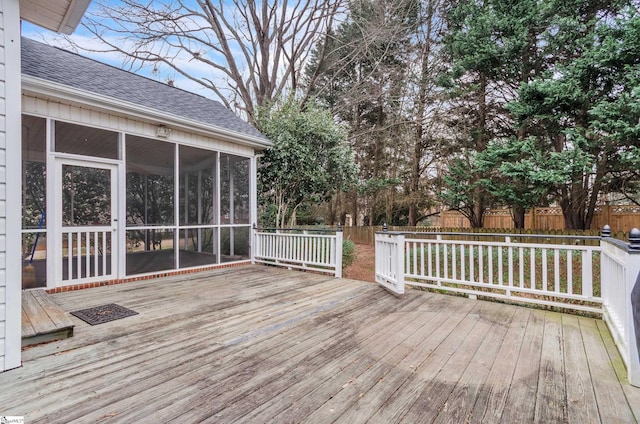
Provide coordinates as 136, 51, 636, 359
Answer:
58, 0, 93, 35
20, 0, 93, 35
22, 75, 272, 151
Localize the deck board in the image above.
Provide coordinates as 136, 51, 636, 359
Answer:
21, 289, 74, 346
498, 308, 546, 424
430, 305, 518, 424
581, 318, 637, 423
468, 307, 530, 423
595, 319, 640, 420
3, 265, 639, 423
563, 315, 600, 424
396, 301, 506, 424
535, 311, 567, 423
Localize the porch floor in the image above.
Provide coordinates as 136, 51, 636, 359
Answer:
3, 265, 640, 423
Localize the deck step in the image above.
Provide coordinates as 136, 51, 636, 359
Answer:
22, 289, 74, 348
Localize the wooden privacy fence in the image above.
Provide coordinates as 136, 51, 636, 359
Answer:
253, 227, 343, 278
440, 204, 640, 231
374, 226, 640, 387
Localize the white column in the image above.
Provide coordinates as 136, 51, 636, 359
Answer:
1, 0, 23, 371
250, 155, 258, 261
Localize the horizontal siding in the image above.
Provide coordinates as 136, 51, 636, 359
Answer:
22, 94, 257, 157
0, 0, 6, 371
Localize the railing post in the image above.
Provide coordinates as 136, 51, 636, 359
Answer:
396, 233, 405, 294
251, 223, 257, 265
335, 225, 343, 278
505, 236, 512, 297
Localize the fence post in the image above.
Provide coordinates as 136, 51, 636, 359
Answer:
335, 225, 343, 278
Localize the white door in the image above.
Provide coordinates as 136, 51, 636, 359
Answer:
55, 159, 118, 285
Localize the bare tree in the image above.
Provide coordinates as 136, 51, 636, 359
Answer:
73, 0, 345, 121
303, 0, 448, 226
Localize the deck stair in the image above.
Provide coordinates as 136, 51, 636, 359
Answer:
22, 289, 74, 347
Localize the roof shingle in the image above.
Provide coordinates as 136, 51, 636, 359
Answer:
21, 37, 269, 143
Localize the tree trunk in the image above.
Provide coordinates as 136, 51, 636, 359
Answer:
327, 194, 337, 226
408, 1, 435, 226
512, 205, 526, 229
351, 190, 359, 226
470, 196, 485, 228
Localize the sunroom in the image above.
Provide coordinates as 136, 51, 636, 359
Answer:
20, 38, 271, 290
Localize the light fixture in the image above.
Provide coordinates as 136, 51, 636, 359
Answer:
157, 125, 171, 138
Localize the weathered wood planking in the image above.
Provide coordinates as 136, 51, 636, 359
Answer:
562, 315, 600, 424
21, 290, 74, 346
468, 307, 531, 423
1, 265, 639, 423
595, 319, 640, 421
581, 318, 636, 423
498, 308, 546, 424
534, 311, 567, 423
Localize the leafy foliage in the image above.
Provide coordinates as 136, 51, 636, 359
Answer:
508, 5, 640, 228
342, 239, 357, 268
256, 98, 358, 227
439, 0, 639, 229
63, 0, 640, 228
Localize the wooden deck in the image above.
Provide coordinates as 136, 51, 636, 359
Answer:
2, 265, 639, 423
21, 289, 74, 347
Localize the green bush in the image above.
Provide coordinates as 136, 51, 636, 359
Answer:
343, 239, 357, 268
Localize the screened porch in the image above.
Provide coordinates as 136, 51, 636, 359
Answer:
21, 114, 255, 290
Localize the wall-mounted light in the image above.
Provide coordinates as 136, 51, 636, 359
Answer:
157, 125, 171, 138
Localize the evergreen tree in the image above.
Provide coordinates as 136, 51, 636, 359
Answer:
509, 3, 640, 229
438, 0, 547, 227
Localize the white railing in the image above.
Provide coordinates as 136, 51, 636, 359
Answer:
375, 232, 405, 294
62, 227, 113, 283
253, 227, 343, 278
601, 231, 640, 386
377, 231, 602, 313
375, 227, 640, 387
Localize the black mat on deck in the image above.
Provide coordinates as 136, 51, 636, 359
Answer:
70, 304, 138, 325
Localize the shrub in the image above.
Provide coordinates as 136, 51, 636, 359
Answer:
343, 239, 357, 268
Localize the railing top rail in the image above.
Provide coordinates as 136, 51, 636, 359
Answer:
376, 230, 603, 241
601, 233, 640, 254
255, 227, 340, 234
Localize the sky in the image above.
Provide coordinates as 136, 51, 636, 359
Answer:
20, 5, 219, 102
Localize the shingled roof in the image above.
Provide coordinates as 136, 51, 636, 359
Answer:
21, 37, 270, 145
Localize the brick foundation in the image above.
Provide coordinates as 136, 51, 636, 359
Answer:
46, 261, 252, 294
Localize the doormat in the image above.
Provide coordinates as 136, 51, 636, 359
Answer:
70, 304, 138, 325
